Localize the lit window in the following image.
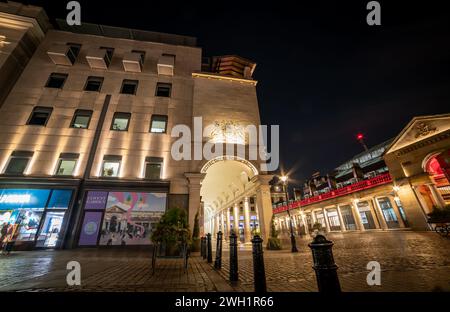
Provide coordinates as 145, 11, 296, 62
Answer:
150, 115, 167, 133
121, 79, 138, 95
71, 109, 92, 129
155, 82, 172, 97
27, 106, 53, 126
3, 151, 33, 175
84, 76, 103, 92
144, 157, 163, 180
101, 157, 121, 177
55, 157, 77, 176
111, 112, 131, 131
46, 73, 68, 88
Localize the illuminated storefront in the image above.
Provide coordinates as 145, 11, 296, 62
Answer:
77, 190, 167, 247
0, 188, 73, 249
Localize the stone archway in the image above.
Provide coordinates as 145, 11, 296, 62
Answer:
199, 156, 273, 243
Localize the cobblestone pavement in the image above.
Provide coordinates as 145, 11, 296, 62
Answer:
0, 231, 449, 292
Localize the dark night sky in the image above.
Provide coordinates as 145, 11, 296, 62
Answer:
24, 0, 450, 186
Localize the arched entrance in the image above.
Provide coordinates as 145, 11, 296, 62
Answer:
199, 156, 272, 243
422, 150, 450, 208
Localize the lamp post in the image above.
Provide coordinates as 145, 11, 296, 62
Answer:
280, 175, 298, 253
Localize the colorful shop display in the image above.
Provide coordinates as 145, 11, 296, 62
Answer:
0, 189, 73, 249
79, 191, 167, 246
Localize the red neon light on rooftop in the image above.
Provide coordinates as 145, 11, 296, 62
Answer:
357, 133, 364, 140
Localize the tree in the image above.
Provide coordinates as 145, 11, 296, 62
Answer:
191, 211, 200, 252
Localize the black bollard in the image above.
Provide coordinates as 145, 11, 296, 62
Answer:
201, 237, 206, 259
229, 231, 239, 282
206, 233, 212, 263
308, 234, 341, 293
214, 231, 223, 269
251, 235, 267, 292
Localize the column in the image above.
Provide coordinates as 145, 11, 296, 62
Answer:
233, 202, 239, 234
301, 212, 309, 234
322, 208, 331, 232
371, 198, 387, 230
185, 173, 206, 232
351, 202, 365, 231
388, 196, 406, 228
311, 210, 317, 224
255, 175, 274, 240
226, 207, 231, 237
243, 197, 252, 243
221, 210, 226, 235
336, 206, 346, 232
426, 183, 446, 209
215, 214, 220, 235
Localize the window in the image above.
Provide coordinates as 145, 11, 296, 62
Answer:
84, 76, 103, 92
3, 151, 33, 175
101, 156, 122, 177
121, 79, 138, 95
46, 73, 68, 89
27, 106, 53, 126
100, 47, 114, 67
55, 153, 79, 176
70, 109, 92, 129
144, 157, 163, 180
150, 115, 167, 133
67, 43, 81, 63
111, 112, 131, 131
131, 50, 146, 65
155, 82, 172, 97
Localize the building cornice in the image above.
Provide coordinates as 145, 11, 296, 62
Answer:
192, 72, 258, 86
394, 129, 450, 157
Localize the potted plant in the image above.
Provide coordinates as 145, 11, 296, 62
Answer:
266, 215, 282, 250
151, 207, 191, 257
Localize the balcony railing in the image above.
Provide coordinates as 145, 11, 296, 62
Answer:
272, 173, 392, 214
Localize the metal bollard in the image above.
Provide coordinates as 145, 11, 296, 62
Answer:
308, 234, 341, 293
206, 233, 212, 263
229, 231, 239, 282
214, 231, 223, 269
251, 235, 267, 292
201, 237, 206, 259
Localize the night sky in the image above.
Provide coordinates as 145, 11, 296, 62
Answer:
23, 0, 450, 186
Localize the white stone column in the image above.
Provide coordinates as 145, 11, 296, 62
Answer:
426, 183, 446, 209
322, 208, 331, 232
185, 173, 206, 233
301, 212, 309, 234
336, 206, 346, 231
372, 198, 388, 230
243, 197, 252, 243
352, 202, 365, 231
233, 202, 239, 234
255, 175, 274, 240
226, 207, 231, 238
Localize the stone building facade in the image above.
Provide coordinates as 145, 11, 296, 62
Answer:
0, 3, 274, 250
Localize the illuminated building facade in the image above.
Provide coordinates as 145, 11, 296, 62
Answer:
274, 114, 450, 236
0, 3, 274, 250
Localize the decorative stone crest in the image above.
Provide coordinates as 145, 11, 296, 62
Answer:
209, 120, 246, 144
414, 122, 437, 138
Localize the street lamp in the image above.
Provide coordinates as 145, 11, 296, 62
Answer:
280, 175, 298, 252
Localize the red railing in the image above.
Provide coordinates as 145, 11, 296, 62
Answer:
273, 173, 392, 214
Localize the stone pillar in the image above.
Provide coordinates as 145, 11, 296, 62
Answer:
233, 202, 239, 234
370, 198, 386, 230
244, 197, 252, 243
351, 202, 365, 231
426, 183, 446, 209
388, 196, 406, 228
255, 175, 274, 240
336, 206, 346, 232
226, 207, 231, 238
301, 212, 310, 234
311, 211, 317, 224
185, 173, 206, 233
322, 208, 331, 232
216, 214, 220, 235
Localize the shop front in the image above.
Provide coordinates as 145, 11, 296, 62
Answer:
0, 188, 74, 250
77, 189, 167, 247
